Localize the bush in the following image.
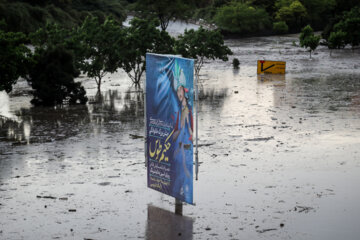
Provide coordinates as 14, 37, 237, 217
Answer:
328, 30, 346, 49
232, 58, 240, 68
0, 29, 31, 93
333, 7, 360, 48
273, 21, 288, 34
214, 2, 271, 34
28, 46, 87, 106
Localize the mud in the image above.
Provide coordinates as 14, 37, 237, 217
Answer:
1, 33, 360, 240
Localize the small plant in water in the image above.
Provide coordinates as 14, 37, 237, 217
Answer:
232, 58, 240, 69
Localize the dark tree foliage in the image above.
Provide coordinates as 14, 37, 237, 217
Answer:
78, 16, 124, 93
28, 46, 87, 106
252, 0, 277, 15
0, 0, 126, 33
328, 30, 346, 50
333, 7, 360, 48
300, 0, 336, 30
134, 0, 192, 31
120, 17, 175, 86
215, 1, 271, 34
273, 21, 288, 34
333, 0, 360, 15
0, 26, 31, 93
175, 27, 232, 77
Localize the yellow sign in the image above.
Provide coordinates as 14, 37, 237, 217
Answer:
257, 60, 286, 74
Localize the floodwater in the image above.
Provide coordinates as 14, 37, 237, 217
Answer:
1, 34, 360, 240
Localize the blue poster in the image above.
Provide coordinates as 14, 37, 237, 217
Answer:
146, 53, 194, 204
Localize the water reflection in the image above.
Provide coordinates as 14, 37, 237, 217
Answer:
146, 205, 194, 240
257, 74, 286, 83
0, 89, 145, 147
198, 88, 228, 111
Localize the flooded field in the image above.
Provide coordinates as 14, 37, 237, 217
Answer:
1, 34, 360, 240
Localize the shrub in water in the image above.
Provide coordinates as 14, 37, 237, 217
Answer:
232, 58, 240, 69
28, 46, 87, 106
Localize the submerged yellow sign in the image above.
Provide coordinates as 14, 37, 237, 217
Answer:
257, 60, 286, 74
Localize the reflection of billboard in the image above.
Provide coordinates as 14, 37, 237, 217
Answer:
146, 53, 194, 204
257, 60, 286, 74
146, 205, 194, 240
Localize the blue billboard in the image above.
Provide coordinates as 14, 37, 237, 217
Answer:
146, 53, 194, 204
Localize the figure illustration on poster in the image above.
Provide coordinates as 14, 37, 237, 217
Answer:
171, 62, 193, 203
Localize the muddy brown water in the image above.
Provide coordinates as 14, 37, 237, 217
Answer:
1, 35, 360, 240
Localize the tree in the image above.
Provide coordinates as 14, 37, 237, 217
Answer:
135, 0, 192, 31
302, 0, 336, 29
273, 21, 288, 34
289, 0, 307, 26
328, 30, 346, 53
333, 7, 360, 49
215, 2, 271, 34
252, 0, 278, 15
120, 17, 175, 87
175, 27, 232, 77
27, 46, 87, 106
275, 0, 307, 32
30, 22, 87, 70
299, 25, 321, 59
79, 16, 125, 93
0, 28, 31, 93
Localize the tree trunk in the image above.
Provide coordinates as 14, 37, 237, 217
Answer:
97, 78, 102, 93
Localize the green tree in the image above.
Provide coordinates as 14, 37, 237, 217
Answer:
333, 7, 360, 49
328, 30, 346, 50
302, 0, 336, 29
300, 25, 321, 59
120, 17, 175, 87
30, 22, 87, 70
273, 21, 288, 34
27, 46, 87, 106
275, 0, 307, 32
333, 0, 360, 15
135, 0, 192, 31
289, 1, 307, 26
215, 1, 271, 34
175, 27, 232, 77
79, 17, 124, 93
0, 29, 31, 93
252, 0, 277, 15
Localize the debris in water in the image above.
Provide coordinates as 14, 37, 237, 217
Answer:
245, 137, 274, 141
36, 195, 57, 199
256, 228, 277, 233
129, 134, 144, 139
294, 206, 314, 213
244, 148, 252, 152
98, 182, 111, 186
195, 143, 215, 147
